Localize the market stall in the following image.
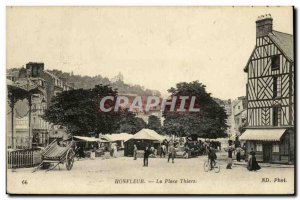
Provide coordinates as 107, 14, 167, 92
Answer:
70, 136, 108, 158
103, 133, 133, 150
124, 129, 167, 157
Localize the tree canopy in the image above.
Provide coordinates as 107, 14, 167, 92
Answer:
162, 81, 228, 138
147, 115, 162, 133
43, 85, 145, 135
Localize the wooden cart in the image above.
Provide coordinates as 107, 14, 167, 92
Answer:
33, 140, 75, 172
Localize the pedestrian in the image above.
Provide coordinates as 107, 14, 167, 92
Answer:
168, 145, 176, 163
184, 145, 190, 159
143, 146, 150, 167
113, 143, 118, 158
133, 144, 137, 160
110, 143, 114, 157
236, 146, 241, 162
150, 146, 155, 157
78, 146, 85, 159
226, 145, 234, 169
166, 140, 169, 154
247, 148, 261, 171
161, 144, 166, 158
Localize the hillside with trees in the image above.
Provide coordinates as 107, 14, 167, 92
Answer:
48, 70, 161, 96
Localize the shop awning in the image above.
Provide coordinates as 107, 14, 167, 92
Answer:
103, 133, 133, 142
73, 136, 105, 142
239, 129, 287, 141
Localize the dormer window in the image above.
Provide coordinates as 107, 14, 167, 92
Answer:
271, 55, 280, 70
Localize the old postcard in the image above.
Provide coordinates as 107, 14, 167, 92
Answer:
6, 6, 294, 195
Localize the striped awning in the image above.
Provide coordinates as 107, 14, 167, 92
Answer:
240, 129, 287, 141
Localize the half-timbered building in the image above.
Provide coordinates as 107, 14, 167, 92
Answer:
240, 15, 294, 164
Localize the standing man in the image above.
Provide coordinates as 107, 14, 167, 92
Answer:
236, 146, 241, 162
161, 143, 166, 158
143, 146, 150, 167
168, 145, 176, 163
110, 143, 114, 157
226, 144, 234, 169
133, 144, 138, 160
113, 143, 118, 158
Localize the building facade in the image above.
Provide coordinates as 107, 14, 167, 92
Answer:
240, 15, 294, 164
214, 98, 234, 138
7, 62, 74, 149
232, 96, 247, 135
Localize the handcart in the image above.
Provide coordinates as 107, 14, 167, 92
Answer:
33, 140, 75, 172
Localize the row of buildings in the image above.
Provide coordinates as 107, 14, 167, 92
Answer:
7, 62, 74, 149
6, 63, 163, 149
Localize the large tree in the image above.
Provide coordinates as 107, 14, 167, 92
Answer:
43, 85, 141, 135
147, 115, 162, 133
162, 81, 228, 138
116, 112, 146, 134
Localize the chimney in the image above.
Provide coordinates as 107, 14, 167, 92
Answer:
26, 62, 44, 77
256, 14, 273, 38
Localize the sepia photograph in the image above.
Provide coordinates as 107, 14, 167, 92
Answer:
5, 6, 294, 195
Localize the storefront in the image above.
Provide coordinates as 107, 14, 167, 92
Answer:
240, 128, 294, 164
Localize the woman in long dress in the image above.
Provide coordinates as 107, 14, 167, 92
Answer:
247, 148, 261, 171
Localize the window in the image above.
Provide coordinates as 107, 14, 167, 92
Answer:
273, 107, 279, 126
272, 144, 280, 153
256, 143, 263, 152
271, 55, 280, 70
238, 106, 240, 109
273, 76, 278, 98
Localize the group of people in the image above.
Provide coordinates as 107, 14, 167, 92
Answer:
133, 143, 177, 167
134, 139, 261, 171
225, 141, 260, 171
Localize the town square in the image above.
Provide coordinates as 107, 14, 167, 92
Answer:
5, 6, 294, 195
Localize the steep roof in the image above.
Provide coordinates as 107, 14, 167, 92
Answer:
268, 30, 294, 61
244, 30, 293, 72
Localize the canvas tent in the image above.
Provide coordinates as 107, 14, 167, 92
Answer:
104, 133, 133, 142
124, 129, 167, 156
102, 133, 133, 149
127, 129, 165, 142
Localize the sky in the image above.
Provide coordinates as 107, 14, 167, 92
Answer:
6, 6, 293, 99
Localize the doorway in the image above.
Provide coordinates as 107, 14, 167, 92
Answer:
263, 143, 272, 162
